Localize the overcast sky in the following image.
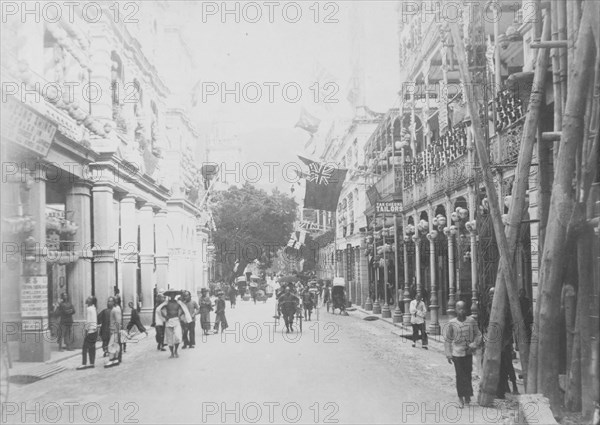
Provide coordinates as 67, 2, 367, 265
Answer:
180, 1, 400, 192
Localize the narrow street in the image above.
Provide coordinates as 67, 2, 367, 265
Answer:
5, 299, 518, 425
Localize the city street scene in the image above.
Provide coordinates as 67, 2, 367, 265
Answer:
0, 1, 599, 424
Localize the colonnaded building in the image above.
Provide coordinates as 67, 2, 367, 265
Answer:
1, 3, 215, 361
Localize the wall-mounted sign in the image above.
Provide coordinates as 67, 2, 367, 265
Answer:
298, 220, 320, 231
21, 276, 48, 318
1, 96, 57, 157
375, 202, 402, 214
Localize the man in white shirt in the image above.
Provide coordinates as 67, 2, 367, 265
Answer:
409, 292, 428, 349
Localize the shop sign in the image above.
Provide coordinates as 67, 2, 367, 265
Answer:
21, 276, 48, 318
1, 96, 57, 157
298, 220, 320, 231
375, 202, 402, 214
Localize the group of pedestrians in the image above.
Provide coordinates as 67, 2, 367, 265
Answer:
407, 287, 531, 408
72, 287, 232, 368
151, 288, 229, 358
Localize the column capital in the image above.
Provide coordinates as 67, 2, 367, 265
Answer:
91, 182, 115, 194
155, 209, 168, 218
139, 202, 159, 212
120, 195, 137, 205
69, 180, 93, 194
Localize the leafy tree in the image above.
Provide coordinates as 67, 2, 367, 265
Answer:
209, 183, 297, 282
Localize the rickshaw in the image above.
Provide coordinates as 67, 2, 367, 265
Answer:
330, 277, 348, 315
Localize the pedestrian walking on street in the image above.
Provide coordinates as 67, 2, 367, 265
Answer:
126, 301, 148, 336
409, 293, 428, 349
278, 286, 299, 333
97, 298, 113, 357
77, 296, 98, 370
444, 301, 482, 408
161, 291, 192, 358
228, 284, 237, 309
302, 289, 315, 321
182, 291, 199, 349
199, 288, 213, 335
152, 293, 167, 351
55, 293, 76, 351
105, 296, 122, 367
213, 291, 228, 333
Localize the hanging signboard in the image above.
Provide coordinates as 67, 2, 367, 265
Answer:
1, 96, 57, 157
375, 202, 402, 214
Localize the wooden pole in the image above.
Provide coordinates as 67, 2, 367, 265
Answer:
551, 0, 563, 163
447, 14, 548, 404
558, 0, 568, 106
534, 5, 596, 409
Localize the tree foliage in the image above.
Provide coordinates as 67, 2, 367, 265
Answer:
209, 183, 297, 281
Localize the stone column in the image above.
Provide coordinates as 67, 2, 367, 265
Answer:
413, 233, 422, 298
427, 205, 441, 335
20, 172, 50, 362
119, 196, 138, 320
139, 204, 155, 324
65, 181, 93, 347
154, 209, 169, 289
382, 223, 392, 318
393, 215, 403, 323
445, 198, 457, 317
92, 183, 116, 310
468, 186, 479, 318
402, 222, 412, 324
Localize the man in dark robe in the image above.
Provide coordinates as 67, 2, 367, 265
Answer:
97, 298, 113, 357
278, 286, 299, 333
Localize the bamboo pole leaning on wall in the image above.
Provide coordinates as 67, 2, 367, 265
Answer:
446, 13, 550, 405
532, 2, 597, 411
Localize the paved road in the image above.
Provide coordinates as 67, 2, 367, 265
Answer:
4, 298, 518, 424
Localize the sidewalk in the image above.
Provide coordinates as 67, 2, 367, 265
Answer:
8, 332, 147, 383
352, 305, 525, 390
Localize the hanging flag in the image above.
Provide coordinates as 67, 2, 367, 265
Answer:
298, 156, 347, 212
295, 108, 321, 134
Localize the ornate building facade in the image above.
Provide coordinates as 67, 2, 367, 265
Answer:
1, 3, 210, 362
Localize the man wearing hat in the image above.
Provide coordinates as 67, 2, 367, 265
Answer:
161, 290, 192, 358
199, 288, 213, 336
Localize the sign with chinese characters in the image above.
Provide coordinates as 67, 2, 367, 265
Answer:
375, 202, 402, 214
21, 276, 48, 318
1, 96, 57, 157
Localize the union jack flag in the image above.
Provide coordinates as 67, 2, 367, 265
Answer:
307, 162, 335, 185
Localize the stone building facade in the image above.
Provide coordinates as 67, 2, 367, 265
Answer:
1, 3, 210, 362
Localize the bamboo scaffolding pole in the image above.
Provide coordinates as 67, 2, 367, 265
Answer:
531, 3, 596, 409
558, 0, 568, 107
447, 13, 550, 404
551, 0, 563, 164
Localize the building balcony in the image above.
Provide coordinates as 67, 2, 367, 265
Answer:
374, 164, 403, 200
399, 18, 440, 78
